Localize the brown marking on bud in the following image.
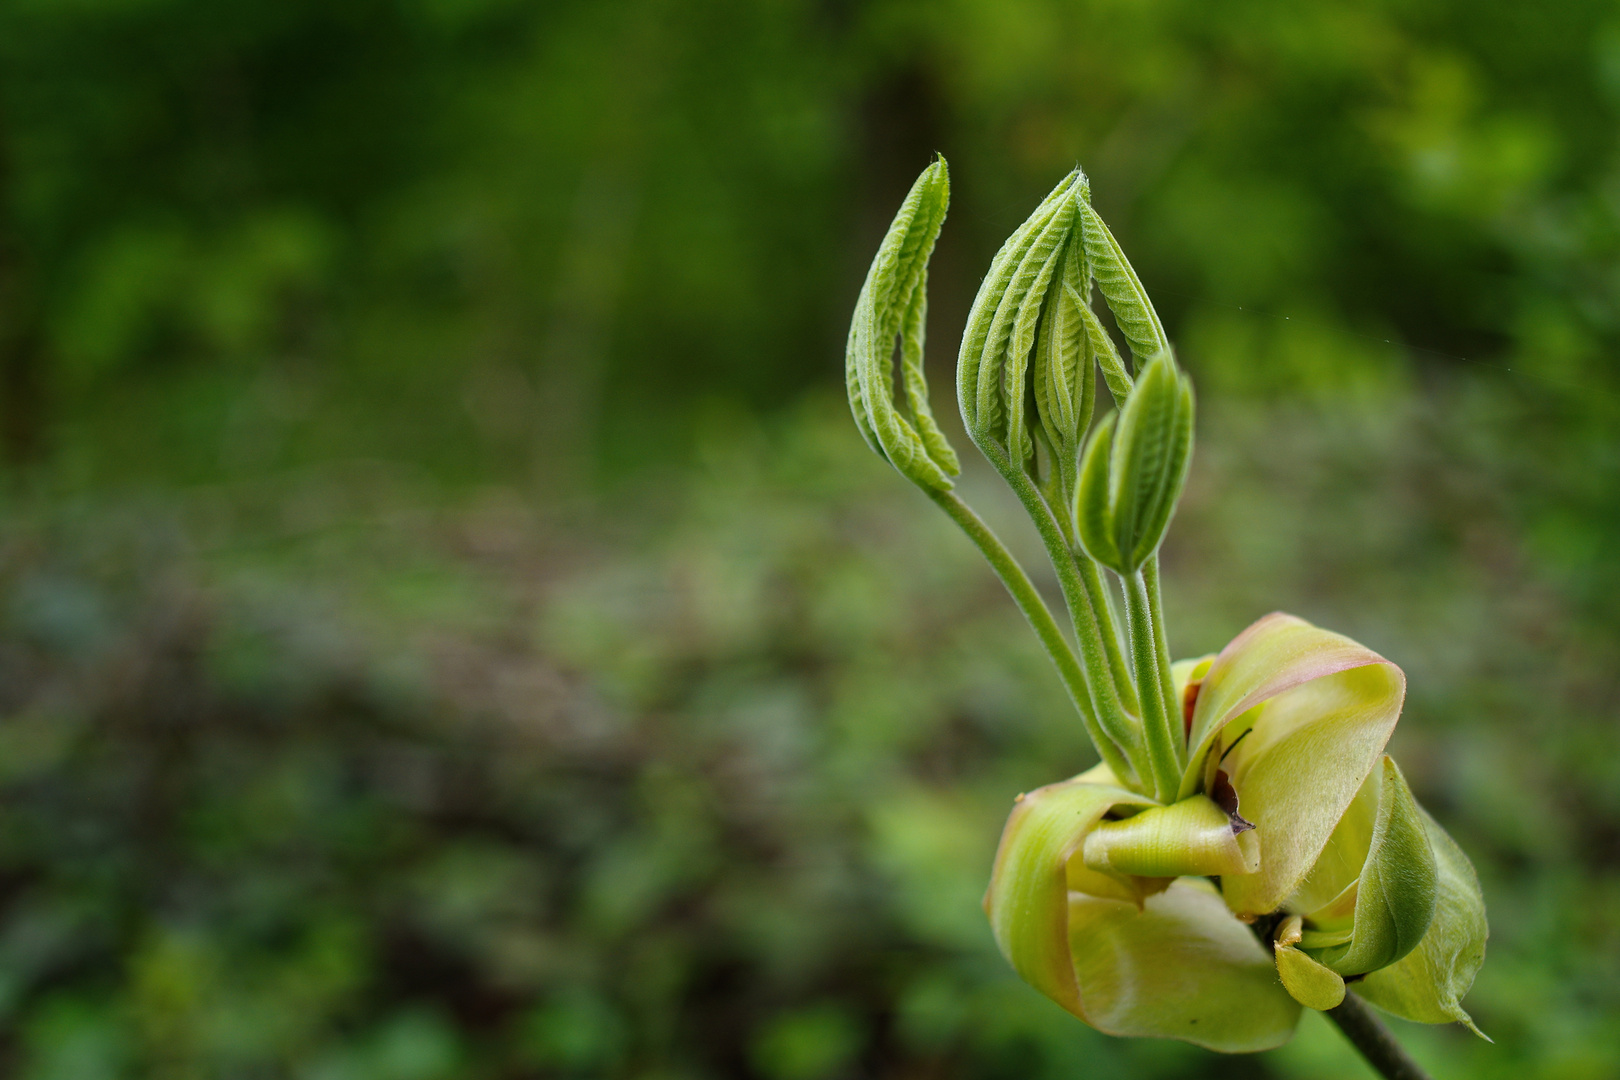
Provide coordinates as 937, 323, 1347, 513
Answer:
1211, 769, 1256, 836
1182, 677, 1202, 740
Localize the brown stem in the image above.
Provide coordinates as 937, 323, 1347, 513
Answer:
1325, 992, 1433, 1080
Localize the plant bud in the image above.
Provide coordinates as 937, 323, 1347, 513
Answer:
1076, 351, 1194, 574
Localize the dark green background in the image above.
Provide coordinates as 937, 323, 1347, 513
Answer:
0, 0, 1616, 1076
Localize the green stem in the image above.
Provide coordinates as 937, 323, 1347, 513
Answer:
1039, 441, 1136, 719
1079, 556, 1139, 715
1123, 568, 1180, 802
1326, 992, 1434, 1080
925, 487, 1138, 786
980, 445, 1149, 785
1142, 557, 1179, 751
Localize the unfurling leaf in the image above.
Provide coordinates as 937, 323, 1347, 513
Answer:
958, 170, 1086, 457
1078, 198, 1169, 362
846, 157, 959, 490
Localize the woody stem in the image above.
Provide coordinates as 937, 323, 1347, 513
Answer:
1326, 992, 1434, 1080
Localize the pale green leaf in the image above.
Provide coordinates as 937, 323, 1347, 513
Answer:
1068, 879, 1302, 1051
984, 772, 1152, 1014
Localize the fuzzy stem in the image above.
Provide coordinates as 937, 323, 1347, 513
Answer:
1142, 557, 1179, 748
977, 443, 1150, 787
1326, 993, 1434, 1080
1123, 567, 1180, 801
925, 487, 1138, 786
1080, 555, 1138, 714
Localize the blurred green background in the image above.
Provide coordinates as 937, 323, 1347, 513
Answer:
0, 0, 1617, 1077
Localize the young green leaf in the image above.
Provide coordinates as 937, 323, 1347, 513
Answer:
958, 170, 1084, 448
1308, 757, 1438, 977
1357, 808, 1490, 1038
1076, 411, 1121, 569
846, 156, 959, 490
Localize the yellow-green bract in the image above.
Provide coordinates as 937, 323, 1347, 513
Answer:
984, 614, 1488, 1050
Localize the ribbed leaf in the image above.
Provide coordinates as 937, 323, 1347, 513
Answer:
845, 156, 958, 489
1031, 236, 1092, 456
977, 197, 1076, 452
1002, 205, 1076, 465
1080, 300, 1134, 404
1358, 809, 1489, 1037
958, 171, 1082, 443
1079, 197, 1169, 361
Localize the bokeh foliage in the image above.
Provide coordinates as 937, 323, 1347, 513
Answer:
0, 0, 1618, 1077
